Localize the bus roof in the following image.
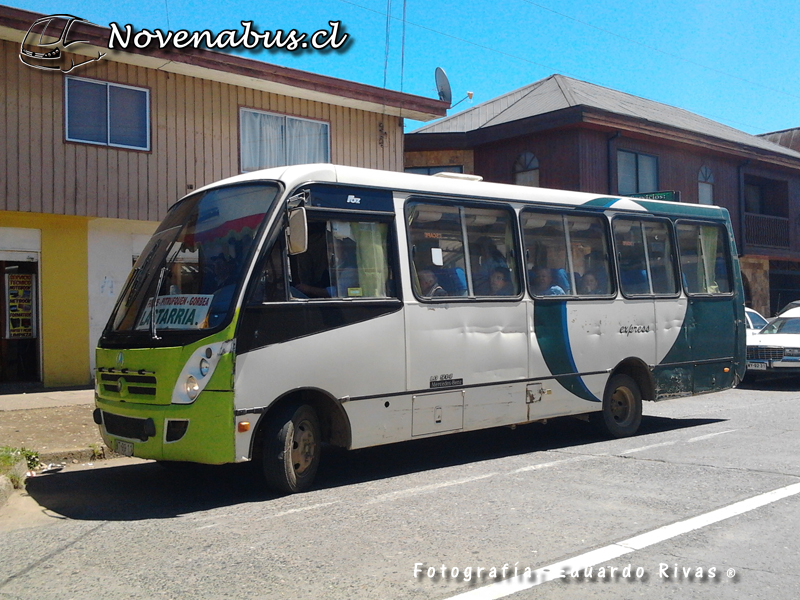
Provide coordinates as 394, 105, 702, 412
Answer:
190, 163, 731, 220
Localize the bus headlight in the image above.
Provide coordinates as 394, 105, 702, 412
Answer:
785, 348, 800, 357
185, 375, 200, 400
172, 340, 235, 404
199, 358, 211, 377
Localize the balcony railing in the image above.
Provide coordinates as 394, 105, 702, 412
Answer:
745, 212, 790, 248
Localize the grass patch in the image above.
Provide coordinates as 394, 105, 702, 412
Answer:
0, 446, 40, 476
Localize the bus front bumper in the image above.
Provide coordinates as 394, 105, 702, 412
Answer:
94, 391, 236, 464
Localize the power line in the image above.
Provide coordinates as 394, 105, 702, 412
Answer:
337, 0, 558, 71
382, 0, 392, 88
336, 0, 787, 132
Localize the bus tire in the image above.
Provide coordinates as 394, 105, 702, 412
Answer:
261, 404, 321, 494
597, 374, 642, 438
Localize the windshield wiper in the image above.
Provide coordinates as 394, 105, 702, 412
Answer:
150, 266, 168, 341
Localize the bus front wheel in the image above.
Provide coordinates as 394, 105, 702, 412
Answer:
597, 374, 642, 438
261, 404, 321, 494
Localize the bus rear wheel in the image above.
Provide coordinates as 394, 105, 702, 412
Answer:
597, 374, 642, 438
261, 404, 321, 494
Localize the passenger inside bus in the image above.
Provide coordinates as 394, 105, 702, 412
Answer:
577, 271, 602, 295
470, 236, 508, 295
531, 267, 566, 296
489, 266, 515, 296
418, 268, 448, 297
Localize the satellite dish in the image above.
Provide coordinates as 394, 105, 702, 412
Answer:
435, 67, 452, 106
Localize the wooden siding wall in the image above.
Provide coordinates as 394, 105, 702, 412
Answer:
474, 130, 584, 191
0, 40, 403, 222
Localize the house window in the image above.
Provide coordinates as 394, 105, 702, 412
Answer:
744, 175, 789, 217
617, 150, 658, 195
405, 165, 463, 175
65, 77, 150, 150
513, 152, 539, 187
240, 108, 330, 172
698, 166, 714, 205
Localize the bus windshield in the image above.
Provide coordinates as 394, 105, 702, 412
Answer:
109, 183, 281, 334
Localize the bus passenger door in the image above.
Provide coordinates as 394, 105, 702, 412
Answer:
675, 222, 739, 393
404, 202, 530, 433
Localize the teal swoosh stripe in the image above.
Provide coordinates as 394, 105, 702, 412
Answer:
533, 301, 600, 402
581, 197, 725, 220
580, 197, 621, 209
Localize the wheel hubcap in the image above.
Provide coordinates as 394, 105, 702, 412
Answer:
291, 419, 316, 475
610, 386, 635, 426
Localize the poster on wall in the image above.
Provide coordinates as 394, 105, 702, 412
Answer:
5, 273, 36, 339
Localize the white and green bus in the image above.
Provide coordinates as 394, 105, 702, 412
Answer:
94, 164, 746, 493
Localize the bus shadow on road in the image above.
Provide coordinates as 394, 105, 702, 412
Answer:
314, 414, 725, 491
23, 413, 724, 522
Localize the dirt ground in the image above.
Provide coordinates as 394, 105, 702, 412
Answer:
0, 405, 105, 459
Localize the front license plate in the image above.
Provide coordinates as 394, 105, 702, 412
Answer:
747, 362, 768, 371
116, 440, 134, 456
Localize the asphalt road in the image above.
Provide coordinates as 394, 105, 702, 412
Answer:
1, 378, 800, 600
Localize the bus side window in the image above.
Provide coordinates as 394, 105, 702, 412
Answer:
521, 211, 570, 296
676, 222, 732, 295
613, 218, 678, 297
407, 203, 467, 299
464, 206, 520, 297
288, 217, 395, 300
567, 214, 613, 296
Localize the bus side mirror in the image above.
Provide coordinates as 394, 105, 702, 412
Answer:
287, 207, 308, 255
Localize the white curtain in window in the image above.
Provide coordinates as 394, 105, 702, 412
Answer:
241, 110, 285, 171
286, 118, 329, 165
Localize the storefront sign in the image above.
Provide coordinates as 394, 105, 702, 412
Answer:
5, 273, 36, 339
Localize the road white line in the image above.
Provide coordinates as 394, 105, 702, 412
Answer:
367, 474, 497, 504
255, 501, 341, 520
687, 429, 738, 443
511, 454, 601, 473
443, 481, 800, 600
619, 440, 675, 454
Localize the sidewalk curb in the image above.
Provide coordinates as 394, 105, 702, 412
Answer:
1, 448, 124, 510
38, 447, 122, 465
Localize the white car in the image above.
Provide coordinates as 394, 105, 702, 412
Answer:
745, 307, 768, 337
746, 310, 800, 377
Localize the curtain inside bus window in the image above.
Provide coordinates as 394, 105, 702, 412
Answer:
676, 223, 730, 295
700, 226, 718, 293
351, 222, 389, 298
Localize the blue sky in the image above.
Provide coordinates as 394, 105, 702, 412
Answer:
11, 0, 800, 135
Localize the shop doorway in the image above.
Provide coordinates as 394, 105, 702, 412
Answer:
0, 260, 40, 383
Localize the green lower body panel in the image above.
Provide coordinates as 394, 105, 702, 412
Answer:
96, 391, 235, 464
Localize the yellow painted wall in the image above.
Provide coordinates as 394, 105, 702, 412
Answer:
1, 212, 90, 386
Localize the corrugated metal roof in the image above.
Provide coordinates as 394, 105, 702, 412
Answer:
760, 128, 800, 152
412, 74, 800, 161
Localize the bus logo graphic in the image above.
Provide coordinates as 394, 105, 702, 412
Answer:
116, 352, 124, 367
20, 15, 106, 73
346, 195, 361, 204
